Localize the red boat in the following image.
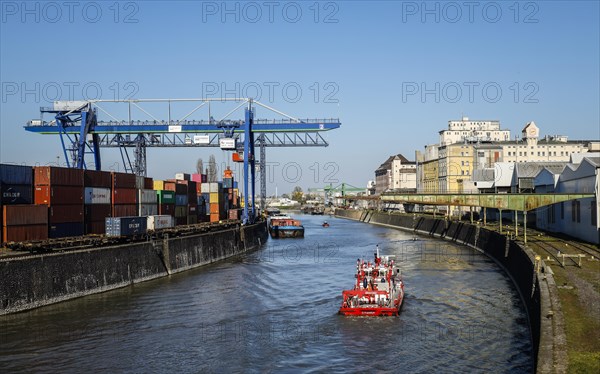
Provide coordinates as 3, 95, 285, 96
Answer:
339, 246, 404, 316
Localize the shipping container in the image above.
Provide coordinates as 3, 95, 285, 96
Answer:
3, 205, 48, 226
191, 174, 203, 183
84, 170, 111, 188
35, 185, 84, 205
84, 204, 112, 222
105, 217, 147, 237
111, 172, 137, 189
49, 222, 84, 238
34, 166, 83, 186
197, 195, 205, 206
113, 204, 137, 217
84, 187, 111, 204
187, 181, 197, 198
187, 215, 198, 225
229, 209, 241, 220
112, 188, 137, 205
3, 225, 48, 243
144, 177, 153, 189
147, 215, 174, 230
175, 194, 188, 206
175, 206, 187, 218
233, 181, 238, 189
134, 176, 144, 189
159, 203, 175, 216
175, 173, 190, 181
139, 204, 158, 216
188, 205, 197, 215
175, 183, 187, 195
164, 181, 176, 191
157, 190, 175, 204
209, 182, 222, 193
49, 205, 84, 224
138, 189, 158, 204
201, 183, 210, 193
209, 203, 220, 214
153, 180, 164, 191
84, 221, 105, 235
223, 177, 233, 188
0, 164, 33, 185
175, 217, 187, 226
1, 184, 33, 205
209, 192, 219, 203
195, 183, 202, 194
210, 213, 220, 222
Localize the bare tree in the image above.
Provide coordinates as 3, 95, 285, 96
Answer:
207, 155, 218, 182
196, 158, 204, 175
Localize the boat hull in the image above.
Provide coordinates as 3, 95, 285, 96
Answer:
269, 226, 304, 238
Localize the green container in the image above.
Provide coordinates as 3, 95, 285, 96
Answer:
157, 190, 176, 204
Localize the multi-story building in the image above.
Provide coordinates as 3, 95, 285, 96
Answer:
439, 117, 510, 146
375, 154, 416, 194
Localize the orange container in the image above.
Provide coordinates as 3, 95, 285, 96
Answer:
210, 213, 220, 222
209, 203, 220, 214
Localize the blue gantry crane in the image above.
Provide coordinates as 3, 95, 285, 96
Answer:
24, 98, 341, 224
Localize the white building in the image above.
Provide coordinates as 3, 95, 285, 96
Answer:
535, 156, 599, 244
439, 117, 510, 146
375, 154, 416, 194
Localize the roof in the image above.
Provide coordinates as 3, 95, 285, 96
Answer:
570, 152, 600, 164
376, 154, 415, 171
559, 157, 600, 183
521, 121, 537, 132
514, 162, 567, 179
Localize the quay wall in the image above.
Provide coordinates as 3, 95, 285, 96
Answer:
336, 209, 557, 373
0, 221, 268, 315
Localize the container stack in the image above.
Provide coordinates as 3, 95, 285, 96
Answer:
173, 180, 188, 226
84, 170, 112, 234
138, 189, 158, 216
34, 166, 84, 238
112, 172, 137, 217
187, 180, 198, 224
1, 164, 44, 243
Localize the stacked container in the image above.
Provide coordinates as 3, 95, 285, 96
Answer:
1, 164, 35, 243
138, 189, 158, 216
112, 172, 137, 217
147, 215, 174, 230
84, 170, 112, 234
105, 216, 147, 237
2, 205, 48, 242
187, 181, 198, 224
174, 180, 188, 225
34, 166, 84, 238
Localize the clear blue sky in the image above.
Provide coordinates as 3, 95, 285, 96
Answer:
1, 1, 599, 194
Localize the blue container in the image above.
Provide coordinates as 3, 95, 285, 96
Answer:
175, 194, 188, 206
49, 222, 84, 238
1, 184, 33, 204
202, 193, 210, 202
197, 195, 205, 205
233, 181, 238, 189
105, 216, 147, 237
0, 164, 33, 185
223, 178, 233, 188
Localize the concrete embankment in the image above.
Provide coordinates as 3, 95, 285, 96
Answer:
0, 221, 268, 315
336, 209, 560, 373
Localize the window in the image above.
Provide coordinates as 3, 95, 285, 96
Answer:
572, 200, 581, 223
561, 202, 564, 219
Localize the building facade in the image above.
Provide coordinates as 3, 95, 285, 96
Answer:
375, 154, 416, 194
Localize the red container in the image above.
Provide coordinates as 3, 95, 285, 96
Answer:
84, 221, 105, 235
164, 182, 176, 192
159, 203, 175, 216
34, 166, 84, 186
111, 172, 137, 189
3, 225, 48, 243
34, 185, 84, 205
196, 183, 202, 194
113, 204, 137, 217
112, 188, 137, 204
49, 205, 84, 224
84, 204, 112, 222
3, 205, 48, 226
144, 177, 153, 189
84, 170, 112, 188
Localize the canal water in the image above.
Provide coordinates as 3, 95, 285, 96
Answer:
0, 215, 532, 373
